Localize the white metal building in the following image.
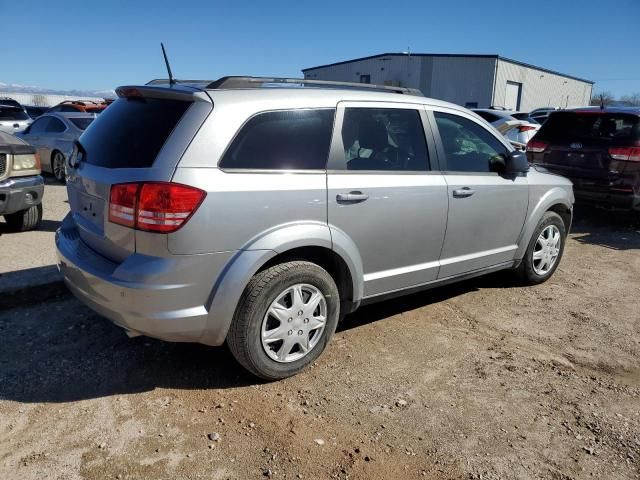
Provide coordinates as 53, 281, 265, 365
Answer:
302, 53, 594, 111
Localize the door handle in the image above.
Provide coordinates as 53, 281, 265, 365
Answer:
336, 191, 369, 203
452, 187, 475, 198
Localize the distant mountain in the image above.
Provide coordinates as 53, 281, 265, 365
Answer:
0, 82, 116, 99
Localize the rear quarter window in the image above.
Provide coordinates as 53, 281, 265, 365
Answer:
79, 97, 191, 168
220, 109, 335, 170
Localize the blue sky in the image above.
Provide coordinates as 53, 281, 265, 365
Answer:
1, 0, 639, 97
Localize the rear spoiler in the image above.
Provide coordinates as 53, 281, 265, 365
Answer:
115, 85, 211, 102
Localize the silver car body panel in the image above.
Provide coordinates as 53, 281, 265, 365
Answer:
56, 85, 574, 346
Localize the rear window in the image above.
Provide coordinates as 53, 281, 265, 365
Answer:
70, 118, 94, 130
473, 111, 501, 123
511, 112, 539, 124
79, 97, 190, 168
0, 107, 30, 121
220, 109, 335, 170
538, 112, 640, 142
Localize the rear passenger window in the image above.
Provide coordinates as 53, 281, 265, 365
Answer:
434, 112, 509, 173
220, 109, 335, 170
46, 118, 66, 133
339, 108, 429, 171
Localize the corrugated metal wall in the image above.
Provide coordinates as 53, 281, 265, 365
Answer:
303, 55, 423, 90
493, 59, 592, 110
425, 57, 496, 107
0, 91, 107, 107
303, 55, 593, 111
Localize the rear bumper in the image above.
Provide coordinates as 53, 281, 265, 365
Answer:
0, 175, 44, 215
574, 188, 640, 211
55, 214, 233, 345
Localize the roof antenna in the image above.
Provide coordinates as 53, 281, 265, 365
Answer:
161, 42, 175, 85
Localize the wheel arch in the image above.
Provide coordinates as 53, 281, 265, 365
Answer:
200, 222, 364, 346
515, 187, 573, 259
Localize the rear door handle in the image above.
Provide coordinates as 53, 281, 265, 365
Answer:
452, 187, 475, 198
336, 191, 369, 203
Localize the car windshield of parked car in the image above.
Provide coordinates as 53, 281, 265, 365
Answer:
0, 106, 30, 121
69, 118, 94, 130
539, 112, 640, 142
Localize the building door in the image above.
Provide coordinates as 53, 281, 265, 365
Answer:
359, 74, 371, 84
505, 81, 522, 110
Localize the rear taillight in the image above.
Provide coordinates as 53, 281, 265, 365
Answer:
609, 146, 640, 163
517, 125, 537, 132
109, 182, 206, 233
527, 140, 548, 153
109, 183, 138, 228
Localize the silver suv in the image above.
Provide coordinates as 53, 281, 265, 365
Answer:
56, 77, 574, 379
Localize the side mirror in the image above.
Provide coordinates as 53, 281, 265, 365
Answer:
506, 150, 529, 174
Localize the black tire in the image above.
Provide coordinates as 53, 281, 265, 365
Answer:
227, 261, 340, 380
52, 151, 66, 184
517, 211, 566, 285
4, 203, 43, 232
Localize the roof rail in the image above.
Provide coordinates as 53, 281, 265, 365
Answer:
146, 79, 215, 86
205, 76, 424, 96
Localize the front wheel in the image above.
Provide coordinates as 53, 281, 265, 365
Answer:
517, 211, 566, 285
4, 203, 43, 232
227, 261, 340, 380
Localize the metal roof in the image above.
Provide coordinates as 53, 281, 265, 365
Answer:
302, 53, 594, 85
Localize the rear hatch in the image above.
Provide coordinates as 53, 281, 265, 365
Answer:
529, 111, 640, 190
0, 106, 31, 132
66, 86, 212, 262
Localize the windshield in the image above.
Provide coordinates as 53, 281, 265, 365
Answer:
0, 107, 30, 121
70, 118, 95, 130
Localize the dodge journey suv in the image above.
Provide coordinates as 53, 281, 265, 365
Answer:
56, 77, 574, 379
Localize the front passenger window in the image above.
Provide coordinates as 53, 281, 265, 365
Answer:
434, 112, 509, 173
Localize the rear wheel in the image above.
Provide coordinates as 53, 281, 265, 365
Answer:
517, 211, 566, 285
52, 151, 66, 183
227, 261, 340, 380
4, 204, 43, 232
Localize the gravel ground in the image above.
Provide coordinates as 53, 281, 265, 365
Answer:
0, 177, 69, 274
0, 202, 639, 480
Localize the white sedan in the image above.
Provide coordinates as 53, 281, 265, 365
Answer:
472, 109, 541, 146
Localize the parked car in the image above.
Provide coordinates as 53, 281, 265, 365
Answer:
18, 112, 95, 183
527, 107, 640, 212
48, 100, 108, 114
0, 102, 32, 134
0, 131, 43, 231
24, 105, 48, 120
56, 76, 574, 379
529, 107, 560, 124
472, 109, 541, 145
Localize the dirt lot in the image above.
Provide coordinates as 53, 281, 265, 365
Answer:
1, 206, 639, 480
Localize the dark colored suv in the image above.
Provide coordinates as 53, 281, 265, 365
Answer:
527, 108, 640, 211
